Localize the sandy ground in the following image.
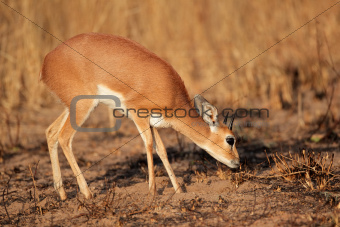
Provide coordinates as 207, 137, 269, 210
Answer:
1, 95, 340, 226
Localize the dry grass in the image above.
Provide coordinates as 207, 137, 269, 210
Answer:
267, 149, 337, 191
0, 0, 339, 113
0, 146, 339, 226
214, 148, 339, 193
1, 2, 340, 225
0, 109, 22, 159
216, 161, 253, 188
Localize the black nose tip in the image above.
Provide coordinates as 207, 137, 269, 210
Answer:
226, 137, 235, 146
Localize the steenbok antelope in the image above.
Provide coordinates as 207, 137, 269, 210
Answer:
41, 33, 239, 200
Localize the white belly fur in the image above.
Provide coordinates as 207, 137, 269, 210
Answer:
97, 84, 127, 110
97, 84, 171, 128
150, 117, 171, 128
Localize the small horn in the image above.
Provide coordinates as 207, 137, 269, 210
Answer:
223, 112, 229, 125
228, 114, 235, 130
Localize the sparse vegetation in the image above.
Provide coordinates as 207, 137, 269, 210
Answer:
1, 0, 339, 226
1, 1, 339, 113
1, 147, 339, 226
268, 149, 336, 191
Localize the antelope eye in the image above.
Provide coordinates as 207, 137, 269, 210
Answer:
226, 137, 235, 146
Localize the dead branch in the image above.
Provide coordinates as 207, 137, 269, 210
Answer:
29, 162, 42, 215
2, 175, 12, 223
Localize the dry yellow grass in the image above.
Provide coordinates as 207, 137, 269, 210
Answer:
0, 0, 339, 112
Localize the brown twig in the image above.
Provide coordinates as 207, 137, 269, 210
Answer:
264, 150, 274, 173
76, 196, 93, 216
29, 162, 42, 215
312, 76, 335, 133
281, 155, 334, 175
323, 27, 340, 80
2, 111, 21, 148
327, 153, 334, 174
251, 185, 256, 215
244, 171, 306, 179
4, 112, 13, 147
309, 22, 337, 138
103, 182, 115, 211
2, 175, 12, 223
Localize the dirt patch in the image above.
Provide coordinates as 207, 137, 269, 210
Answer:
1, 104, 340, 226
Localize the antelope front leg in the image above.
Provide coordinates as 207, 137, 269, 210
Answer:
134, 119, 156, 195
58, 100, 96, 199
151, 128, 183, 193
46, 110, 69, 200
146, 141, 156, 195
144, 128, 156, 194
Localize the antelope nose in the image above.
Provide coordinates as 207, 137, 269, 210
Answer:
230, 159, 240, 168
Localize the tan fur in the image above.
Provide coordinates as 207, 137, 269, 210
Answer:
41, 33, 239, 200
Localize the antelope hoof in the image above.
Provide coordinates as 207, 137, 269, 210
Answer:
59, 187, 67, 201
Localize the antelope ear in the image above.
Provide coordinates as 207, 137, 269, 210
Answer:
194, 95, 219, 131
